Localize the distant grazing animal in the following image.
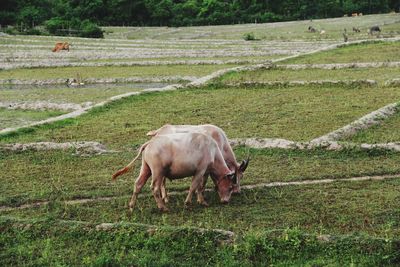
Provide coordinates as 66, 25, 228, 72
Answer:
308, 26, 317, 33
146, 124, 250, 195
320, 30, 326, 35
66, 78, 84, 87
352, 13, 358, 17
353, 27, 361, 33
52, 42, 70, 52
358, 13, 363, 16
112, 133, 237, 212
343, 32, 348, 42
369, 26, 381, 34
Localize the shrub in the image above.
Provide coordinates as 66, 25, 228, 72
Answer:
45, 17, 68, 35
79, 20, 103, 38
23, 28, 42, 35
243, 32, 256, 41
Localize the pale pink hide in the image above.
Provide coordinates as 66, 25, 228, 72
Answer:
147, 124, 249, 193
112, 132, 236, 212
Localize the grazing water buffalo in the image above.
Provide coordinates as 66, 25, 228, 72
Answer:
147, 124, 249, 194
308, 26, 317, 33
112, 133, 236, 212
369, 26, 381, 34
52, 42, 70, 52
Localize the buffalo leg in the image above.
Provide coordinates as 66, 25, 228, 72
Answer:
151, 173, 168, 212
128, 162, 151, 212
161, 178, 168, 203
196, 175, 208, 206
185, 173, 204, 206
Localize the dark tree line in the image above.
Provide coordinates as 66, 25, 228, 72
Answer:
0, 0, 398, 37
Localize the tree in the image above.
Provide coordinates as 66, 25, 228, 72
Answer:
17, 6, 42, 28
145, 0, 174, 26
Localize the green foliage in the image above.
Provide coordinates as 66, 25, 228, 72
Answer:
79, 19, 104, 38
243, 32, 256, 41
45, 17, 103, 38
0, 0, 397, 29
45, 17, 68, 35
17, 6, 42, 28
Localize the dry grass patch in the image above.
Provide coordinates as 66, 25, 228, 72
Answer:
0, 64, 239, 80
282, 41, 400, 64
0, 84, 146, 104
0, 108, 65, 130
219, 66, 400, 85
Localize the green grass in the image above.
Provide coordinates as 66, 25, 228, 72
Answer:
0, 108, 65, 130
381, 21, 400, 34
282, 41, 400, 64
2, 85, 400, 145
2, 147, 400, 207
344, 111, 400, 143
219, 66, 400, 84
2, 216, 399, 266
0, 85, 145, 104
3, 178, 400, 238
0, 64, 239, 80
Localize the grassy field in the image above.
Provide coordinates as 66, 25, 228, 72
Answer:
104, 13, 400, 41
1, 178, 399, 266
0, 108, 65, 130
344, 111, 400, 143
0, 85, 147, 104
2, 214, 399, 266
282, 41, 400, 64
2, 147, 400, 207
0, 64, 238, 80
2, 13, 400, 266
219, 66, 400, 85
2, 85, 400, 144
4, 178, 399, 237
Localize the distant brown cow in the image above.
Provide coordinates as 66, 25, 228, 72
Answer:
52, 42, 70, 52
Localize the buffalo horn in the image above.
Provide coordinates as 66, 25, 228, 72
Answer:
240, 156, 250, 172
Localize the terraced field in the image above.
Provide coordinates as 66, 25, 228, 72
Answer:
1, 13, 400, 266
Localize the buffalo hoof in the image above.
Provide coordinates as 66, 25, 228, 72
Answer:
159, 206, 169, 213
198, 200, 209, 207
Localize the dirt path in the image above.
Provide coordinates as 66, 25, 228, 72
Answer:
230, 138, 400, 152
310, 102, 399, 143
